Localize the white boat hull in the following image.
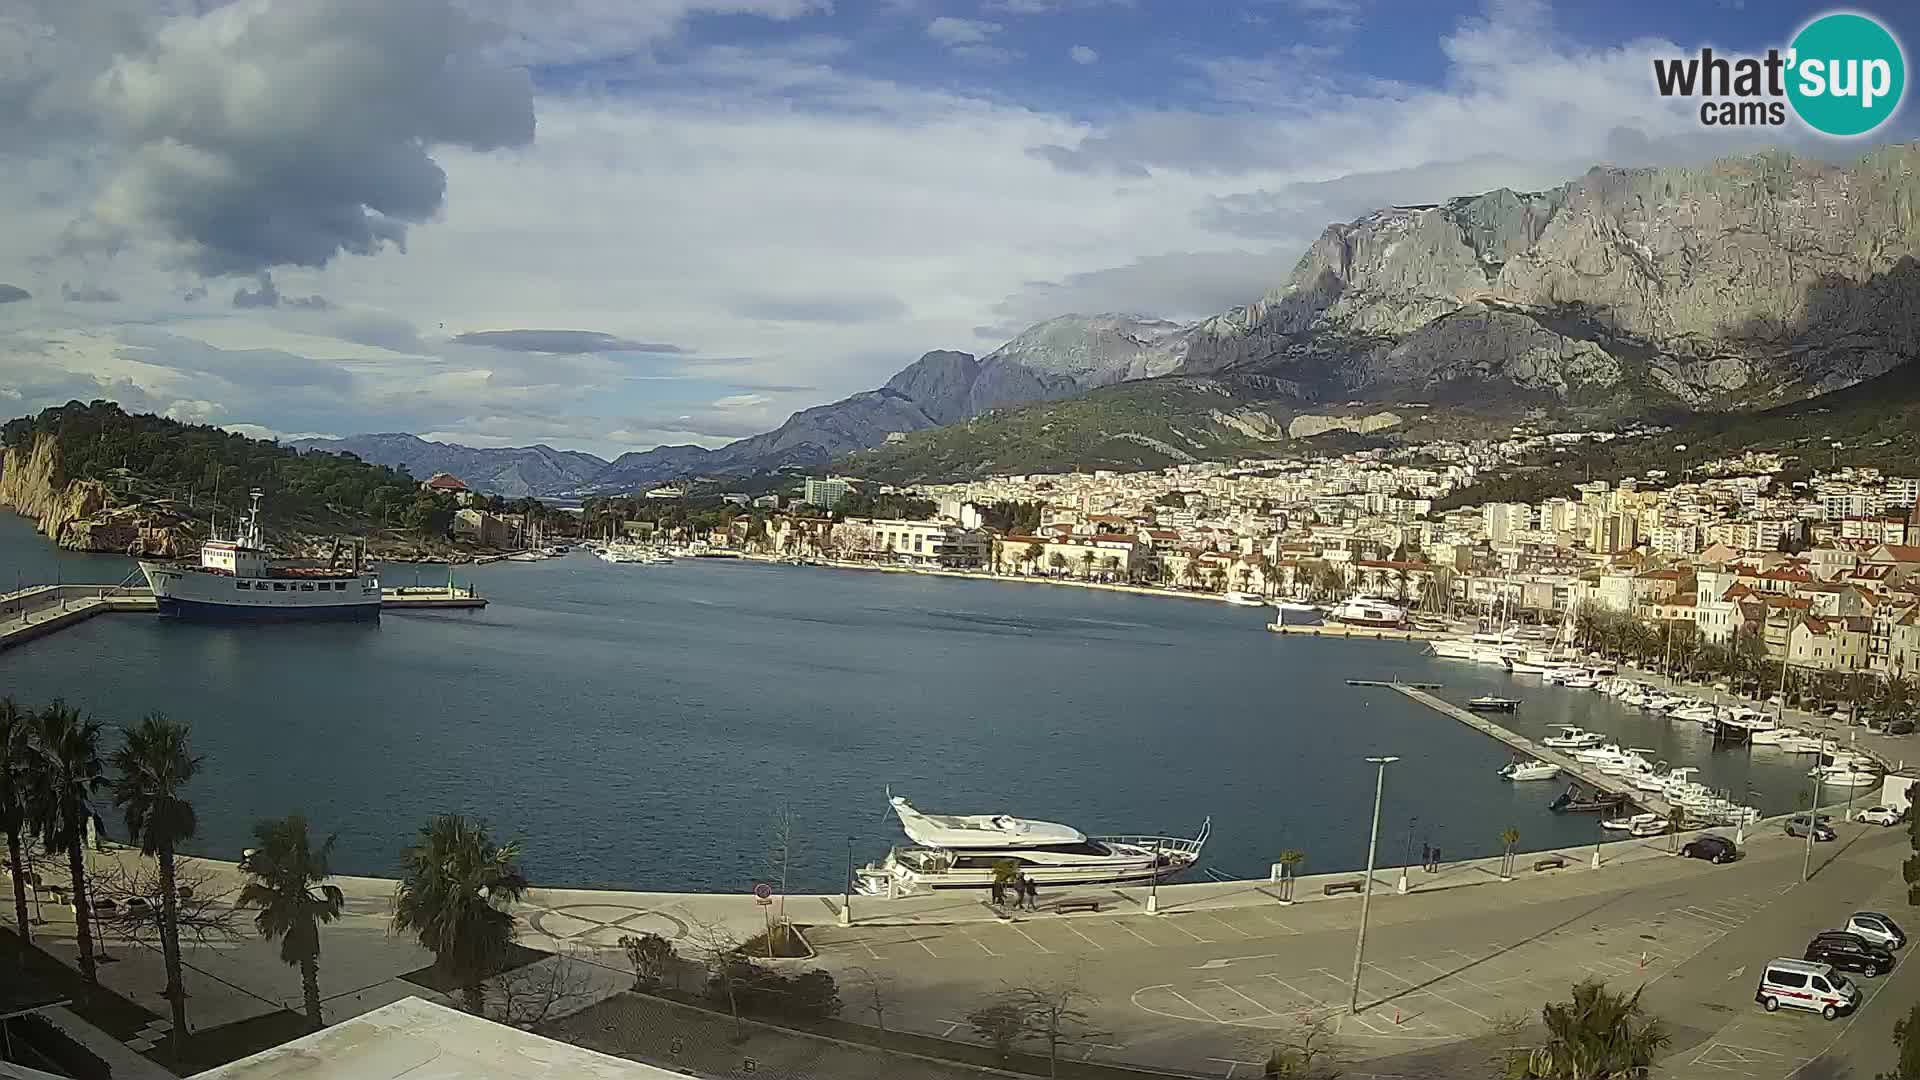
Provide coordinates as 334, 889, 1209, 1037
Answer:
141, 562, 380, 620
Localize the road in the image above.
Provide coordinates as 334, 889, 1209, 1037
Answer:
806, 823, 1917, 1078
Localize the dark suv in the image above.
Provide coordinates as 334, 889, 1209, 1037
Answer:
1805, 931, 1895, 977
1681, 834, 1739, 863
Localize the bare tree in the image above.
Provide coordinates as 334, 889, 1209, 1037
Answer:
686, 917, 746, 1027
847, 966, 898, 1033
1251, 1012, 1342, 1079
88, 855, 240, 952
618, 932, 675, 991
766, 804, 798, 952
491, 945, 599, 1028
1001, 974, 1105, 1078
967, 1002, 1025, 1061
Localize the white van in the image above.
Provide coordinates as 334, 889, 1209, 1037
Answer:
1755, 959, 1859, 1020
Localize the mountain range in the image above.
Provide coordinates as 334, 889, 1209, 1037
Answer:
301, 145, 1920, 492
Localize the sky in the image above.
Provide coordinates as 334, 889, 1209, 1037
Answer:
2, 0, 1917, 461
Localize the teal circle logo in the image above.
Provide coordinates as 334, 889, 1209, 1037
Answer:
1787, 12, 1905, 136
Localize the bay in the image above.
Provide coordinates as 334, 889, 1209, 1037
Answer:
0, 512, 1817, 893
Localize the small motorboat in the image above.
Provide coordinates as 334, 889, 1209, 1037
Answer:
1224, 591, 1266, 607
1561, 674, 1599, 690
1499, 759, 1562, 782
1543, 726, 1606, 749
1467, 695, 1520, 712
1601, 812, 1664, 832
1549, 785, 1632, 814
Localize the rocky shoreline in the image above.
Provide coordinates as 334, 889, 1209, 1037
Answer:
0, 435, 502, 564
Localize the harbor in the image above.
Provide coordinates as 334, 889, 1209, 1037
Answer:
1391, 682, 1676, 818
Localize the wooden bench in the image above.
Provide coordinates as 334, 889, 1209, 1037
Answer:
1324, 880, 1364, 896
1052, 898, 1102, 915
1533, 857, 1568, 872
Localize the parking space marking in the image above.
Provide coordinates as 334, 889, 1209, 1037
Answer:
957, 927, 999, 956
1366, 961, 1493, 1023
1412, 957, 1495, 993
1209, 980, 1281, 1020
911, 934, 941, 957
1252, 909, 1300, 934
1680, 906, 1742, 929
1198, 911, 1257, 939
1160, 917, 1215, 944
1164, 987, 1225, 1023
1262, 974, 1328, 1008
1009, 923, 1055, 955
1059, 921, 1106, 950
1112, 920, 1159, 947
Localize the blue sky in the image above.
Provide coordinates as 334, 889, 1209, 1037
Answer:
2, 0, 1917, 458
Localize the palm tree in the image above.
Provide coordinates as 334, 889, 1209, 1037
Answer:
0, 698, 32, 941
1022, 542, 1045, 574
1079, 550, 1095, 580
1499, 827, 1520, 879
1275, 849, 1304, 902
110, 714, 201, 1050
1046, 551, 1069, 577
1526, 978, 1671, 1078
392, 815, 530, 1014
26, 699, 106, 984
239, 815, 345, 1030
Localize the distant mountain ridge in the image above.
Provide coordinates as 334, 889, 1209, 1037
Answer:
298, 314, 1194, 495
289, 433, 608, 497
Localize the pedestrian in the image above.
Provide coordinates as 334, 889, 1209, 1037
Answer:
1432, 847, 1442, 871
1024, 875, 1040, 911
1420, 842, 1432, 873
990, 878, 1005, 907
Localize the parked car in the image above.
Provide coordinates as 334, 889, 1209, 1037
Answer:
1757, 959, 1858, 1019
1681, 834, 1739, 863
1804, 931, 1895, 977
1889, 719, 1916, 736
1786, 814, 1837, 841
1846, 912, 1907, 950
1857, 806, 1905, 827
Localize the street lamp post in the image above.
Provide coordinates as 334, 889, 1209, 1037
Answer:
1350, 755, 1399, 1014
841, 837, 853, 927
1803, 768, 1825, 883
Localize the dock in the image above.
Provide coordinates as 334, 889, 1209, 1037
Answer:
1388, 683, 1673, 817
1, 583, 486, 652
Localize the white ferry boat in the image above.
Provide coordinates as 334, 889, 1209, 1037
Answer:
853, 794, 1209, 896
139, 491, 379, 621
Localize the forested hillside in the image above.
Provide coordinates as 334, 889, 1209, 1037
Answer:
2, 400, 455, 534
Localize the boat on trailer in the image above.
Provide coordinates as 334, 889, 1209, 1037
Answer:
853, 794, 1210, 897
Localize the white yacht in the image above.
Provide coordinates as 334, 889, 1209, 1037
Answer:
1326, 596, 1407, 628
1543, 726, 1606, 749
139, 491, 379, 621
1269, 599, 1323, 627
1669, 701, 1719, 724
1224, 591, 1266, 607
1811, 763, 1881, 788
853, 795, 1210, 896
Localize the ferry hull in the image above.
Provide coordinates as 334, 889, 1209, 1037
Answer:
155, 596, 381, 621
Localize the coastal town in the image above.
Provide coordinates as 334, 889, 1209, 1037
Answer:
434, 429, 1920, 696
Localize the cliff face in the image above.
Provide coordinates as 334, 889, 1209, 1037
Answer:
0, 434, 189, 555
1181, 145, 1920, 411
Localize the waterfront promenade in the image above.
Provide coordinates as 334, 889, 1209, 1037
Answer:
12, 800, 1905, 1079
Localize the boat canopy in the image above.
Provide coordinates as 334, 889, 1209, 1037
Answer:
889, 795, 1086, 849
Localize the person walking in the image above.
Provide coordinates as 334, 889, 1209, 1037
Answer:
1431, 846, 1443, 872
1024, 875, 1040, 911
990, 877, 1005, 907
1420, 842, 1432, 873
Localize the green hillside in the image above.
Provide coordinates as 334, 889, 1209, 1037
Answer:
3, 400, 455, 534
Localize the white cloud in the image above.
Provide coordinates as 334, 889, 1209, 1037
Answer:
1069, 45, 1098, 65
4, 0, 1899, 460
925, 16, 999, 46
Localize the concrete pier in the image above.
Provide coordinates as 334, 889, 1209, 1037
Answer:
0, 582, 485, 651
1390, 682, 1674, 817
